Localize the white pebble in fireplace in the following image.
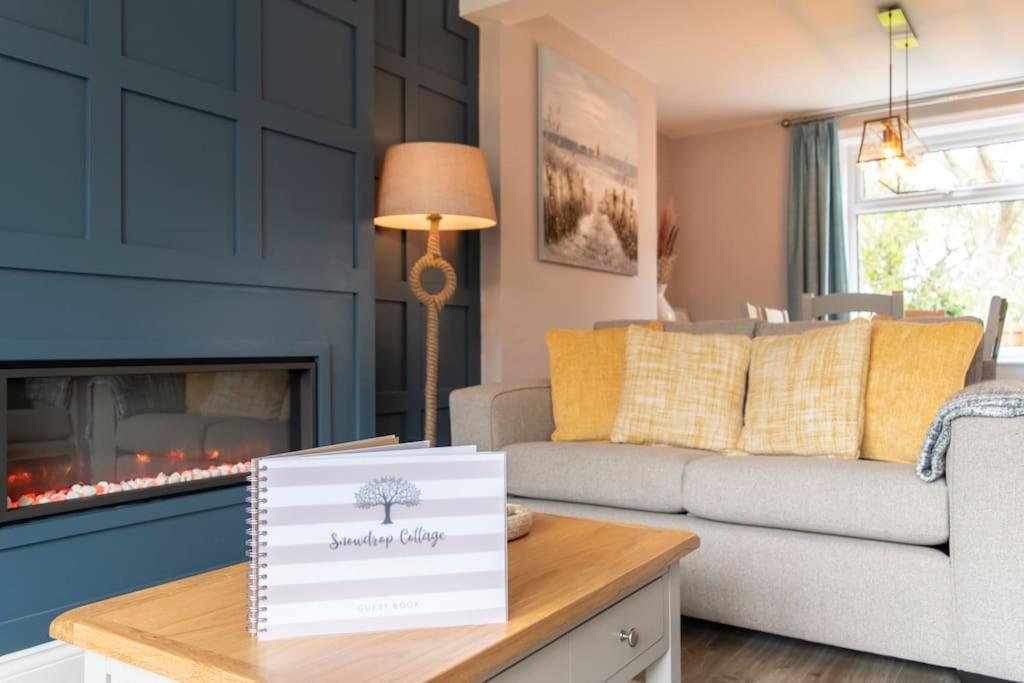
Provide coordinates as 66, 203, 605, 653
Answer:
9, 460, 252, 509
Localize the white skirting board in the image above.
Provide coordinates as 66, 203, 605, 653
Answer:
0, 641, 83, 683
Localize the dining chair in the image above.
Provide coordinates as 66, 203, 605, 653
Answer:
983, 295, 1008, 380
745, 302, 789, 323
799, 291, 904, 321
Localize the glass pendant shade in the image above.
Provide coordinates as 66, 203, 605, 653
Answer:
874, 156, 920, 194
857, 115, 928, 166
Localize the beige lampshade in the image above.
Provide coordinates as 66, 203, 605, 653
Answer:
375, 142, 497, 231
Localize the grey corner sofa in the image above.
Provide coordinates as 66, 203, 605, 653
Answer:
450, 318, 1024, 682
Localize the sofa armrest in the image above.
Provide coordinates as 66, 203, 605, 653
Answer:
449, 381, 554, 451
948, 416, 1024, 680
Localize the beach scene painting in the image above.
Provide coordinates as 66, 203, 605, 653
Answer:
538, 46, 639, 275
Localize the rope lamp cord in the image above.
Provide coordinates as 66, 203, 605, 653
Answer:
408, 214, 457, 445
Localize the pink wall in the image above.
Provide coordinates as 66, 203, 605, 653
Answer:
657, 133, 674, 210
662, 123, 789, 322
477, 17, 658, 382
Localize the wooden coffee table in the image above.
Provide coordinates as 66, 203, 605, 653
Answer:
51, 514, 699, 682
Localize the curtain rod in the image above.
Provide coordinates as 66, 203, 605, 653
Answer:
780, 78, 1024, 128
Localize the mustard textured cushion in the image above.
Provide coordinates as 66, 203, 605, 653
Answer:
739, 319, 871, 459
199, 371, 290, 420
546, 322, 661, 441
611, 326, 751, 451
185, 373, 217, 414
863, 320, 982, 464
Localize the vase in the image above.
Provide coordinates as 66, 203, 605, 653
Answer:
657, 283, 676, 322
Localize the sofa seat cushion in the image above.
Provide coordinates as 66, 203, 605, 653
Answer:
8, 406, 73, 443
681, 455, 949, 545
506, 441, 714, 513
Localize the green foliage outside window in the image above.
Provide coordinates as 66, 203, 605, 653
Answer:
857, 141, 1024, 343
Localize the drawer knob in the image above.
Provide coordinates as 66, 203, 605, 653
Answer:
617, 627, 639, 647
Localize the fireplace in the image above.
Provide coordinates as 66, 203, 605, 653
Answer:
1, 359, 316, 525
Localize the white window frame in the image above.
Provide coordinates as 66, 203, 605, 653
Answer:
842, 114, 1024, 292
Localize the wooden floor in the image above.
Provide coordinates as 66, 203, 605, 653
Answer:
673, 618, 960, 683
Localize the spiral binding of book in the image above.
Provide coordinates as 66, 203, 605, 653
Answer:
245, 461, 269, 635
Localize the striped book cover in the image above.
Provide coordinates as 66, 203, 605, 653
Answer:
250, 448, 508, 640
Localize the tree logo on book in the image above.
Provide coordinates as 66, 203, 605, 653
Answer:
354, 476, 422, 525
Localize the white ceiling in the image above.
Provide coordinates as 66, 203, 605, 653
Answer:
509, 0, 1024, 138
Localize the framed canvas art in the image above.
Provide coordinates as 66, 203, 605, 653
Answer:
538, 46, 639, 276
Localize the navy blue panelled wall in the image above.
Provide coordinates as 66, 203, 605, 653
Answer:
0, 0, 376, 652
374, 0, 481, 445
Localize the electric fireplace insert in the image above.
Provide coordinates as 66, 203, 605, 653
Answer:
1, 359, 316, 525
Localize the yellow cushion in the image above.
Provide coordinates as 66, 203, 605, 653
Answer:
199, 371, 290, 420
863, 320, 982, 464
739, 319, 871, 459
185, 373, 217, 415
611, 326, 751, 451
546, 322, 661, 441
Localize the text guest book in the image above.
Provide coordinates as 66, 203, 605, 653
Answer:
247, 440, 508, 639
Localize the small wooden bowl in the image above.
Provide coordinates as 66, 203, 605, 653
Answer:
506, 504, 533, 541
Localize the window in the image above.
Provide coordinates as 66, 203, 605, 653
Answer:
845, 115, 1024, 355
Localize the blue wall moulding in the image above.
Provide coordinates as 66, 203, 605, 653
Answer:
0, 0, 374, 654
373, 0, 482, 445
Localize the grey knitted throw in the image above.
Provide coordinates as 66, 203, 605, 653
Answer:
917, 379, 1024, 482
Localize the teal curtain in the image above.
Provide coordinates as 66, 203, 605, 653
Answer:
787, 119, 848, 316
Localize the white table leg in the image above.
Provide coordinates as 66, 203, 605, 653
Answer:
82, 651, 176, 683
83, 651, 107, 683
645, 562, 681, 683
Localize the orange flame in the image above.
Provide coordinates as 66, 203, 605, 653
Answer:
7, 471, 31, 486
9, 442, 262, 509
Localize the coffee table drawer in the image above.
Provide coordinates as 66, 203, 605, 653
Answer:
569, 576, 667, 682
490, 638, 571, 682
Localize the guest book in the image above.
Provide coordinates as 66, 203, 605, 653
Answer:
247, 439, 508, 640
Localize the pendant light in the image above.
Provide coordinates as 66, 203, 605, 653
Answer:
857, 7, 928, 192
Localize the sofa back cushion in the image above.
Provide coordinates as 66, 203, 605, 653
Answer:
739, 318, 872, 459
611, 326, 751, 451
862, 320, 983, 464
756, 316, 984, 385
596, 319, 757, 337
546, 323, 661, 441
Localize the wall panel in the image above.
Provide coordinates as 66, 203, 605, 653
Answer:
375, 300, 407, 392
0, 56, 86, 238
261, 0, 356, 126
121, 93, 237, 253
0, 0, 86, 42
375, 0, 405, 57
417, 0, 468, 84
0, 0, 375, 653
373, 69, 405, 161
374, 0, 480, 444
261, 129, 356, 265
418, 85, 468, 143
122, 0, 237, 89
